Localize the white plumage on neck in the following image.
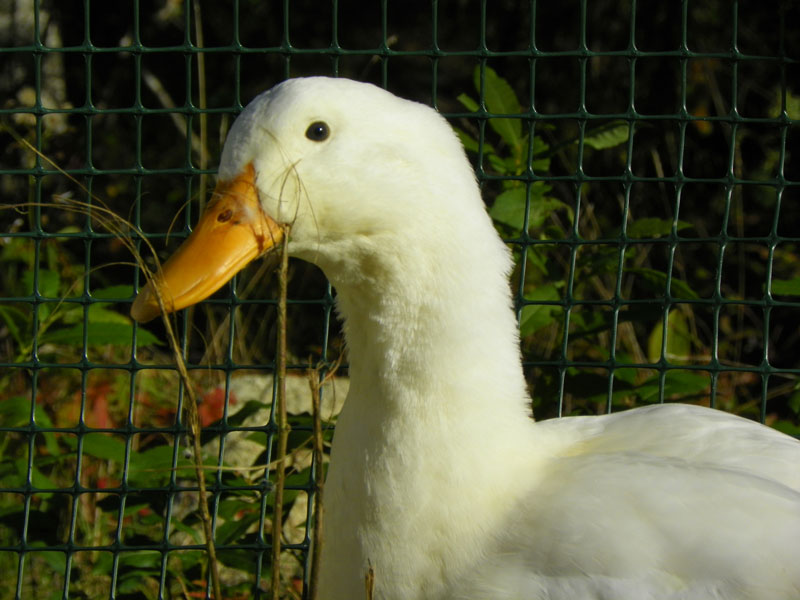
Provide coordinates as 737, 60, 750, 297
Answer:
321, 177, 538, 599
309, 115, 537, 597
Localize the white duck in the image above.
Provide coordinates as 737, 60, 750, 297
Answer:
131, 77, 800, 600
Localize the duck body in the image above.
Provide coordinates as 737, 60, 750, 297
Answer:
132, 77, 800, 599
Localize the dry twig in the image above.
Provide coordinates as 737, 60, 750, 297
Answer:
306, 356, 341, 599
270, 225, 292, 600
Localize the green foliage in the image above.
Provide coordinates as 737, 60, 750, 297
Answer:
0, 378, 324, 598
625, 218, 691, 239
519, 283, 562, 337
455, 67, 800, 422
0, 239, 160, 366
582, 121, 631, 150
772, 277, 800, 296
647, 310, 693, 364
455, 67, 561, 236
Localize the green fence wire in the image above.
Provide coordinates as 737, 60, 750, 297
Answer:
1, 1, 798, 598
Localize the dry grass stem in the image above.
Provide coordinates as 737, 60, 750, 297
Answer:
182, 0, 211, 359
270, 224, 292, 600
306, 357, 341, 599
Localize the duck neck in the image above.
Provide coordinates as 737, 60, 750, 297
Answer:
318, 227, 536, 599
331, 232, 531, 424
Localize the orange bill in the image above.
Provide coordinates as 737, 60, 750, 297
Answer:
130, 162, 283, 323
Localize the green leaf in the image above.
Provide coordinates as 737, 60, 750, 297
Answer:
0, 305, 29, 347
52, 303, 83, 325
22, 268, 60, 297
453, 126, 496, 157
116, 573, 159, 595
568, 310, 614, 338
519, 283, 562, 337
529, 135, 551, 172
92, 285, 134, 300
61, 304, 129, 325
456, 93, 480, 113
27, 461, 59, 492
576, 245, 624, 276
647, 310, 693, 364
453, 126, 479, 153
89, 305, 133, 324
662, 371, 710, 399
788, 388, 800, 415
40, 320, 161, 348
0, 238, 35, 265
169, 518, 205, 544
772, 420, 800, 437
60, 434, 120, 462
118, 551, 162, 569
627, 217, 692, 239
487, 153, 509, 174
127, 445, 199, 487
772, 277, 800, 296
167, 549, 206, 572
0, 396, 35, 427
635, 371, 709, 403
781, 89, 800, 121
28, 541, 67, 573
489, 185, 561, 231
0, 457, 26, 488
500, 137, 550, 175
81, 434, 127, 463
28, 406, 60, 456
583, 121, 630, 150
474, 66, 522, 150
130, 444, 178, 473
523, 246, 547, 276
89, 551, 114, 575
612, 354, 639, 385
627, 267, 700, 300
215, 508, 261, 545
490, 187, 524, 229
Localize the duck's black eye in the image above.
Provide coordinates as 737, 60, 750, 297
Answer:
305, 121, 330, 142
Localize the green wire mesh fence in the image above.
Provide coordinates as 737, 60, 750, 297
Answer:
1, 1, 798, 598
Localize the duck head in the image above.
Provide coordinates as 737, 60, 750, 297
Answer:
130, 77, 492, 323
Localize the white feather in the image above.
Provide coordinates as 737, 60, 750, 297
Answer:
220, 77, 800, 600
